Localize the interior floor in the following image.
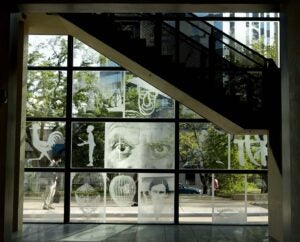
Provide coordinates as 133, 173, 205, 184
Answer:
12, 224, 269, 242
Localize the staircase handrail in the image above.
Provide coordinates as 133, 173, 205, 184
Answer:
185, 13, 272, 67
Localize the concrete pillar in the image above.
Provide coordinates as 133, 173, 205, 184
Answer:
268, 149, 283, 242
281, 1, 300, 241
0, 11, 25, 242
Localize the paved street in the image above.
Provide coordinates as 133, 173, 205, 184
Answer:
23, 194, 268, 224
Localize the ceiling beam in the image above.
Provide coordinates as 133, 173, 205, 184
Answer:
15, 1, 281, 13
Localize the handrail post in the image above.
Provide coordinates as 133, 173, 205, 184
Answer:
209, 32, 216, 90
154, 13, 162, 55
175, 14, 180, 65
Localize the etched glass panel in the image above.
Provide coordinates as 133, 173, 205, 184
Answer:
106, 173, 138, 223
25, 122, 65, 168
104, 122, 175, 169
72, 71, 124, 118
125, 73, 175, 118
23, 172, 64, 222
70, 172, 106, 222
27, 70, 67, 117
72, 122, 105, 168
138, 174, 174, 223
231, 134, 268, 170
73, 38, 119, 67
28, 35, 68, 67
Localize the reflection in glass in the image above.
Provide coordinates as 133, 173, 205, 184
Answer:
125, 74, 175, 118
138, 174, 174, 223
23, 172, 64, 222
70, 172, 106, 222
104, 122, 175, 169
25, 122, 65, 168
73, 38, 119, 67
28, 35, 68, 67
72, 71, 124, 118
72, 122, 105, 168
27, 70, 67, 117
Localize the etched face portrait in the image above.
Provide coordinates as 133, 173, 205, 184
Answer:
150, 183, 167, 204
104, 122, 175, 169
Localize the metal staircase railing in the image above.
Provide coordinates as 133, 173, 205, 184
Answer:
60, 13, 280, 129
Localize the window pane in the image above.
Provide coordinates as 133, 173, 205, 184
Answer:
179, 104, 204, 119
104, 122, 175, 169
23, 172, 64, 222
138, 173, 174, 223
73, 38, 119, 67
72, 122, 105, 168
231, 134, 268, 170
125, 73, 175, 118
247, 174, 268, 224
179, 173, 212, 223
72, 71, 124, 118
25, 122, 65, 168
179, 123, 228, 169
70, 172, 106, 222
106, 173, 138, 223
28, 35, 67, 67
212, 174, 247, 224
27, 70, 67, 117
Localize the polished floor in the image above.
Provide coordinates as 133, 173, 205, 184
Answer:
13, 224, 269, 242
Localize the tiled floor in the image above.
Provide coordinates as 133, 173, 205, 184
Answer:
12, 224, 269, 242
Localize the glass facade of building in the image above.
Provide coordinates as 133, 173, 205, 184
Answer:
24, 35, 268, 224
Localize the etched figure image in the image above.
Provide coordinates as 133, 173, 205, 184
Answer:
138, 174, 174, 223
72, 123, 105, 168
104, 122, 175, 169
77, 125, 96, 166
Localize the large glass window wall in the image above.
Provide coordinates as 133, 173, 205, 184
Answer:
24, 35, 268, 224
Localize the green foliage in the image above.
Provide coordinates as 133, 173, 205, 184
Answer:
179, 123, 227, 169
251, 38, 278, 63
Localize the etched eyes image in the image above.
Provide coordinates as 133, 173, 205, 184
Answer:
104, 122, 175, 168
111, 140, 171, 161
149, 143, 171, 158
111, 141, 133, 159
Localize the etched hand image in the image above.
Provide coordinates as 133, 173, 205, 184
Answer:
109, 175, 136, 207
72, 123, 105, 168
71, 173, 106, 220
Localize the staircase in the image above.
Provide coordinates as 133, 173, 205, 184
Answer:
60, 13, 281, 165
